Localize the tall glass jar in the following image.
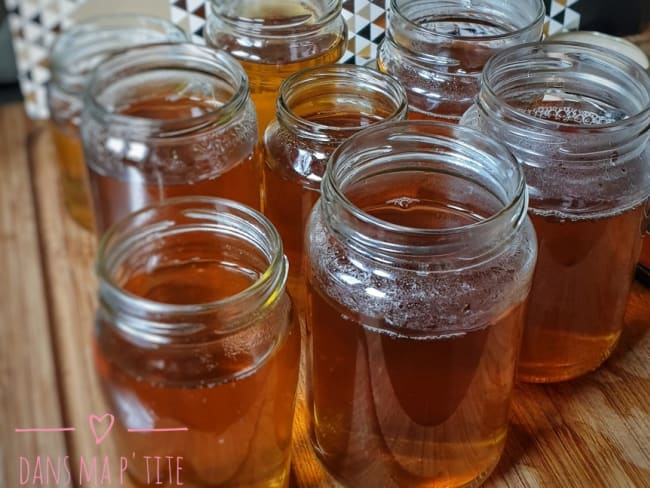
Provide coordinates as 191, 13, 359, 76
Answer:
81, 43, 261, 235
263, 64, 408, 312
95, 197, 300, 488
205, 0, 348, 135
377, 0, 545, 122
465, 42, 650, 382
48, 15, 187, 229
305, 121, 537, 487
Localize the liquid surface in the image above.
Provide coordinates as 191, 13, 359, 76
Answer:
87, 95, 260, 234
521, 97, 627, 125
519, 205, 645, 382
96, 260, 301, 488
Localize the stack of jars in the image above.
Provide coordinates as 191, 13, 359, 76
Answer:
47, 0, 649, 486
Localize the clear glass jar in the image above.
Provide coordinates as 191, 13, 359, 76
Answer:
48, 15, 187, 229
205, 0, 348, 135
95, 197, 300, 488
377, 0, 545, 122
465, 41, 650, 382
305, 121, 537, 487
81, 43, 261, 235
263, 64, 408, 313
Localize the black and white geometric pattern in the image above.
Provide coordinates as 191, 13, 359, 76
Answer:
9, 0, 580, 119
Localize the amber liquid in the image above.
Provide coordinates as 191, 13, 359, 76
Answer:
96, 261, 301, 488
87, 96, 261, 234
515, 100, 647, 382
216, 3, 346, 135
263, 112, 387, 312
518, 206, 645, 382
640, 233, 650, 268
51, 123, 94, 229
307, 194, 526, 487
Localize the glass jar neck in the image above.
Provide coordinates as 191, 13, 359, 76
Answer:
275, 65, 408, 144
478, 41, 650, 152
475, 41, 650, 214
210, 0, 343, 37
49, 15, 187, 98
320, 121, 528, 266
83, 43, 250, 138
96, 197, 288, 346
385, 0, 545, 57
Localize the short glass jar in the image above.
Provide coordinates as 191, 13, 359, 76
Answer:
305, 121, 537, 487
464, 42, 650, 382
81, 43, 261, 235
377, 0, 545, 122
205, 0, 348, 134
48, 15, 187, 229
95, 197, 300, 487
263, 64, 408, 312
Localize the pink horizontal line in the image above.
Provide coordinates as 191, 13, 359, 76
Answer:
127, 428, 189, 433
15, 428, 76, 433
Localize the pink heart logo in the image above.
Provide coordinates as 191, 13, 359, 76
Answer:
89, 413, 115, 445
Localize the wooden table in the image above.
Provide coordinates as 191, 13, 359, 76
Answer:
1, 102, 649, 487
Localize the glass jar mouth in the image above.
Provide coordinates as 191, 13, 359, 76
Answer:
83, 43, 250, 138
276, 64, 409, 141
390, 0, 545, 42
480, 41, 650, 134
49, 15, 187, 95
96, 197, 287, 333
322, 121, 527, 258
210, 0, 343, 36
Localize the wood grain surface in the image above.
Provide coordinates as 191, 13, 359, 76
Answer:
2, 99, 649, 488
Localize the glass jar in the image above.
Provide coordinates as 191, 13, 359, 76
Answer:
305, 121, 537, 487
81, 43, 261, 235
263, 64, 408, 312
377, 0, 545, 122
465, 42, 650, 382
205, 0, 348, 135
48, 15, 187, 229
94, 197, 300, 488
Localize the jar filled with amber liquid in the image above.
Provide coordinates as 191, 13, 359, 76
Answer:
305, 121, 538, 487
205, 0, 348, 135
263, 65, 408, 312
48, 15, 187, 229
377, 0, 545, 122
94, 197, 301, 488
464, 42, 650, 382
81, 44, 261, 235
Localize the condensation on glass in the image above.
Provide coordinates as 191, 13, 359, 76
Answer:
94, 197, 300, 488
81, 43, 261, 235
262, 64, 408, 312
377, 0, 545, 122
205, 0, 348, 135
48, 15, 187, 229
305, 121, 537, 487
464, 41, 650, 382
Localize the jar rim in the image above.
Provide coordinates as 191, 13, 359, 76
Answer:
322, 121, 527, 258
209, 0, 343, 34
390, 0, 546, 42
96, 197, 287, 333
275, 64, 409, 141
480, 41, 650, 133
49, 14, 187, 95
83, 43, 250, 138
